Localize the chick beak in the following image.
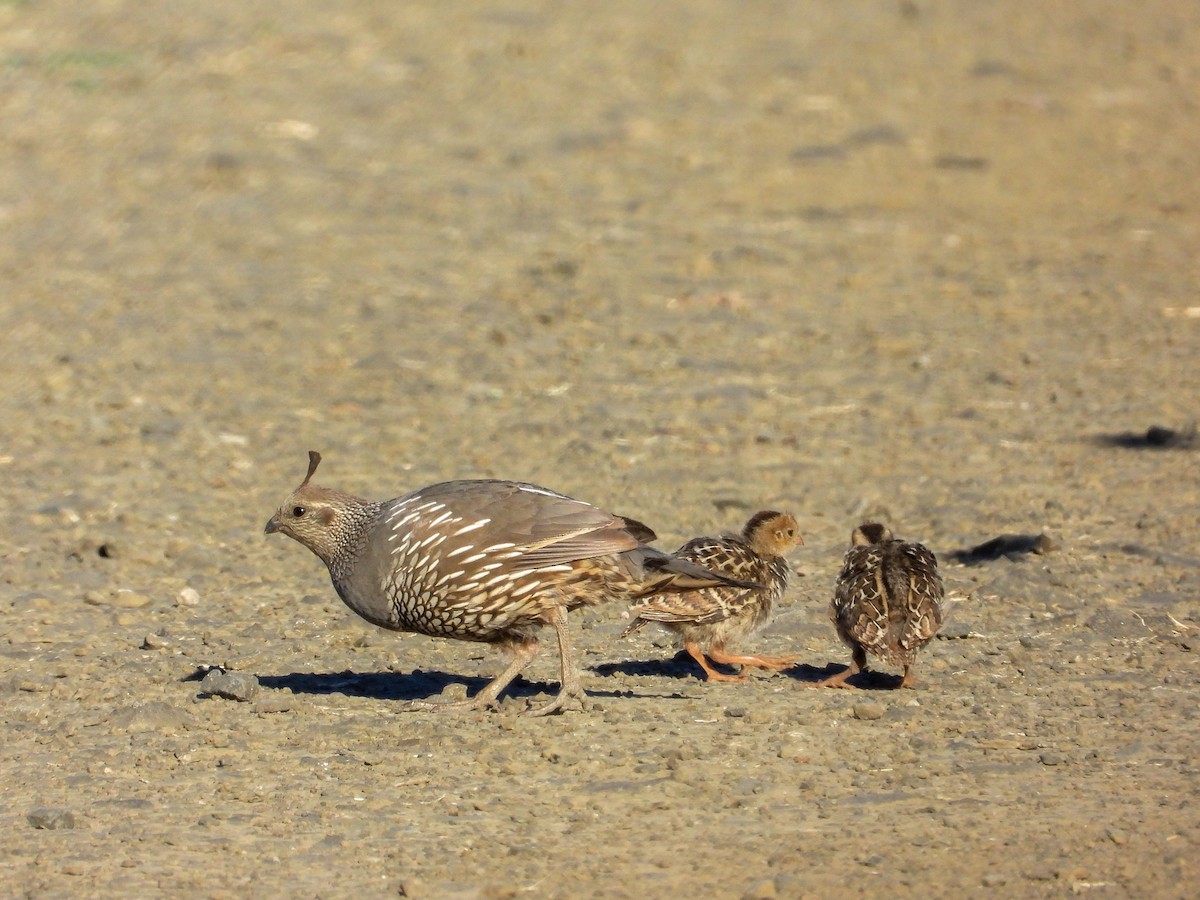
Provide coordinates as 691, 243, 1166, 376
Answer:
264, 516, 281, 535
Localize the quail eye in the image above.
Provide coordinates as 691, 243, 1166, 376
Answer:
292, 506, 306, 518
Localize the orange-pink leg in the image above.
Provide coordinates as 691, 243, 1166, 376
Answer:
813, 647, 867, 688
708, 644, 797, 672
685, 641, 746, 683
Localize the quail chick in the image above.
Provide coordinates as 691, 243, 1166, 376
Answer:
265, 452, 758, 716
817, 523, 944, 689
621, 510, 802, 682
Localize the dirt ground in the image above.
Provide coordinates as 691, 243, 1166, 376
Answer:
2, 1, 1199, 897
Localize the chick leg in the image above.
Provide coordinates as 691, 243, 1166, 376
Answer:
686, 641, 746, 683
708, 643, 798, 672
814, 646, 867, 688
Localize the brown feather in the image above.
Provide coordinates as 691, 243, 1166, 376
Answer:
830, 523, 945, 671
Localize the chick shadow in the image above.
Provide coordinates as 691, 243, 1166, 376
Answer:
785, 662, 906, 690
591, 650, 720, 682
595, 653, 908, 690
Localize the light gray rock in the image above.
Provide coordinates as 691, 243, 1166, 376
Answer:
198, 669, 260, 702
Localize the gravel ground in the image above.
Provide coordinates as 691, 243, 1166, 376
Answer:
2, 2, 1198, 897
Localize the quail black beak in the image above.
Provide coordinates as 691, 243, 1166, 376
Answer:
264, 516, 281, 535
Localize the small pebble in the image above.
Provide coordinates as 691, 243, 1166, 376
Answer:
177, 587, 201, 607
198, 669, 259, 702
11, 592, 54, 610
142, 633, 168, 650
111, 590, 153, 608
15, 676, 56, 693
27, 807, 76, 830
1039, 751, 1066, 766
981, 872, 1008, 887
400, 878, 427, 899
253, 695, 294, 714
939, 622, 975, 640
1023, 863, 1059, 882
852, 702, 886, 721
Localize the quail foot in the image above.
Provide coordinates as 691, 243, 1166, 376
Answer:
815, 523, 944, 689
265, 452, 760, 716
622, 510, 802, 682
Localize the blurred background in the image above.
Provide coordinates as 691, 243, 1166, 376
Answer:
3, 2, 1196, 548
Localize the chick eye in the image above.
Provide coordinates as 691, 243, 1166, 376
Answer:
292, 506, 306, 518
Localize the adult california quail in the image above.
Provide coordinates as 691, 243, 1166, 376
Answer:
265, 452, 760, 716
816, 522, 944, 689
621, 510, 802, 682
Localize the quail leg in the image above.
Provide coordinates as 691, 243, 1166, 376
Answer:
813, 646, 867, 688
405, 637, 540, 712
707, 644, 798, 672
685, 641, 746, 682
899, 664, 919, 689
525, 605, 589, 717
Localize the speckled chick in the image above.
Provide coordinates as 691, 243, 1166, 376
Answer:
621, 510, 803, 682
817, 522, 944, 689
265, 452, 760, 716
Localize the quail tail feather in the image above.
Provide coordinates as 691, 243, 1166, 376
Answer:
626, 547, 764, 596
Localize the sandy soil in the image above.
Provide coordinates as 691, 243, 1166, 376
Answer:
2, 1, 1199, 897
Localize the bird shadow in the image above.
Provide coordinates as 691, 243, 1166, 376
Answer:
594, 654, 906, 690
785, 662, 905, 690
255, 669, 541, 703
1092, 423, 1196, 450
591, 651, 724, 682
947, 533, 1056, 565
254, 669, 643, 705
